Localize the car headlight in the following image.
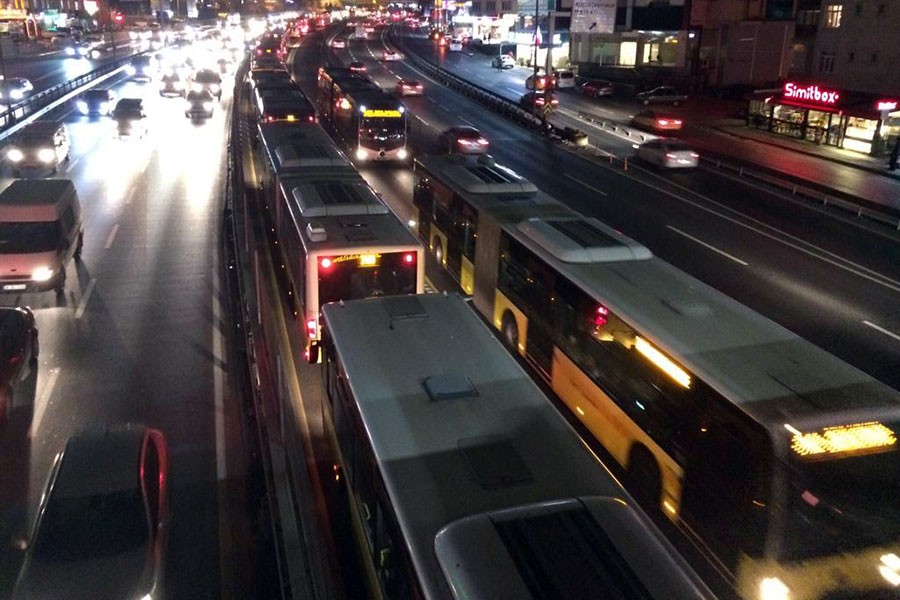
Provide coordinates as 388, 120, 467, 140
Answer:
210, 84, 220, 93
77, 100, 88, 114
7, 148, 23, 162
38, 148, 55, 163
11, 90, 23, 100
32, 266, 54, 282
98, 102, 108, 113
397, 148, 408, 159
126, 64, 136, 75
65, 47, 75, 56
192, 83, 202, 93
355, 148, 368, 160
203, 102, 213, 111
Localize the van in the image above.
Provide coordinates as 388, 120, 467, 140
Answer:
554, 69, 576, 89
0, 179, 83, 294
5, 121, 70, 177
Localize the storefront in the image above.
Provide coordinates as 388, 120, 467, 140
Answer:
747, 81, 900, 156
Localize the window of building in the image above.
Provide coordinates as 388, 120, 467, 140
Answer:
472, 1, 482, 11
848, 52, 854, 62
819, 51, 835, 73
766, 0, 794, 19
824, 4, 842, 27
798, 9, 820, 25
854, 2, 862, 16
501, 0, 511, 10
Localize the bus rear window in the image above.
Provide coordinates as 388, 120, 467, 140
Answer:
318, 252, 416, 305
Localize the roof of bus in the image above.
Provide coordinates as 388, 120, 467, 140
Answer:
321, 294, 711, 600
258, 122, 351, 173
508, 216, 900, 432
277, 172, 421, 254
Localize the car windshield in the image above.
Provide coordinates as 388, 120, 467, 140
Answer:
0, 222, 62, 253
32, 488, 149, 561
84, 90, 110, 101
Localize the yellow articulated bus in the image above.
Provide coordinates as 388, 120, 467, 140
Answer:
412, 153, 900, 600
314, 293, 714, 600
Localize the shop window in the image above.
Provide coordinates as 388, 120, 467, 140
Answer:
824, 4, 842, 28
819, 51, 835, 73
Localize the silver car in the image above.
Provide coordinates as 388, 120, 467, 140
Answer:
636, 85, 687, 106
13, 423, 170, 600
636, 138, 699, 169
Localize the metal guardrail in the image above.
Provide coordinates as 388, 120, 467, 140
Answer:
391, 29, 900, 230
0, 53, 140, 142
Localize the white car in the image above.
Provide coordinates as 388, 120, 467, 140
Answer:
492, 54, 515, 69
635, 138, 699, 169
331, 38, 346, 49
449, 38, 462, 51
382, 50, 403, 61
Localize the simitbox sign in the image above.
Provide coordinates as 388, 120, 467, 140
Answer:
783, 82, 840, 105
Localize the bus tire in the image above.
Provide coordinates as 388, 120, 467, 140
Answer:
626, 446, 662, 511
501, 312, 518, 351
432, 239, 443, 265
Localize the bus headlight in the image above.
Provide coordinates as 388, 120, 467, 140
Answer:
397, 148, 408, 160
32, 266, 54, 282
355, 148, 368, 160
759, 577, 790, 600
7, 148, 23, 162
38, 148, 55, 163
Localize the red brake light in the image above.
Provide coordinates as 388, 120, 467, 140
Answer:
594, 305, 609, 327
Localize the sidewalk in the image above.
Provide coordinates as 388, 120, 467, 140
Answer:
680, 97, 900, 215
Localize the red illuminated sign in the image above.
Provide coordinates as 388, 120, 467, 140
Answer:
783, 82, 840, 105
877, 100, 898, 111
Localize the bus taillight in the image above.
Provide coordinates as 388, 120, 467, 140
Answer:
319, 257, 334, 271
594, 305, 609, 327
403, 252, 416, 266
306, 319, 318, 339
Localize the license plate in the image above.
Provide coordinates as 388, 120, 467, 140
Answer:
3, 284, 26, 291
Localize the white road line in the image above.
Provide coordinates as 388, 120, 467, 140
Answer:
566, 174, 608, 196
667, 226, 749, 266
104, 224, 119, 249
417, 115, 431, 127
863, 320, 900, 344
212, 247, 226, 480
28, 368, 60, 439
75, 278, 97, 319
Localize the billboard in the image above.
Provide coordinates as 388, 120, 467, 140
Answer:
570, 0, 616, 33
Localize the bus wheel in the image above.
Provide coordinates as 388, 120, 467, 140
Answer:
626, 447, 662, 511
501, 313, 518, 351
432, 240, 443, 265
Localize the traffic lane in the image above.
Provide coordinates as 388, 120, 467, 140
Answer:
0, 75, 241, 599
649, 160, 900, 280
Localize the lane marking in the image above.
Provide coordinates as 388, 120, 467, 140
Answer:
28, 368, 60, 439
863, 320, 900, 344
667, 226, 749, 266
104, 223, 119, 249
212, 246, 226, 480
417, 115, 431, 127
566, 174, 608, 196
75, 278, 97, 319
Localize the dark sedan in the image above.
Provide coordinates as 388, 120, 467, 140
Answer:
0, 306, 37, 424
75, 88, 117, 116
13, 424, 169, 600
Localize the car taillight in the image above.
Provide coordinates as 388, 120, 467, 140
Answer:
594, 304, 609, 327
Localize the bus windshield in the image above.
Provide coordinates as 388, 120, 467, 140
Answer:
781, 427, 900, 560
318, 252, 416, 305
361, 117, 405, 147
